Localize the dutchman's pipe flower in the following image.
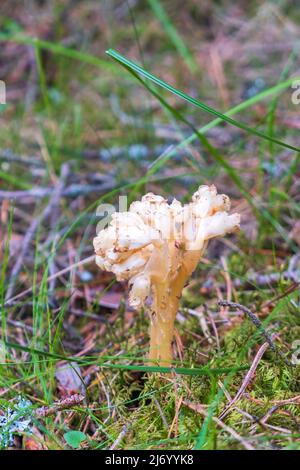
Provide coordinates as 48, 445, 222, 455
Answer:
93, 185, 240, 365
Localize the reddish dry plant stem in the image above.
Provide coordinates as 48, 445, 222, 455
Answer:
35, 394, 85, 417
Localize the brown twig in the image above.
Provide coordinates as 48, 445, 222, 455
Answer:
233, 270, 300, 288
4, 255, 95, 307
0, 182, 114, 201
5, 163, 69, 301
249, 395, 300, 434
153, 397, 169, 431
219, 341, 269, 420
261, 282, 299, 309
183, 400, 255, 450
201, 271, 300, 295
109, 424, 131, 450
218, 300, 295, 368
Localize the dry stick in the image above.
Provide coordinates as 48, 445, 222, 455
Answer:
233, 254, 300, 289
34, 394, 85, 417
218, 300, 295, 368
172, 396, 184, 438
49, 174, 66, 296
6, 318, 34, 332
0, 149, 43, 167
109, 424, 131, 450
153, 396, 169, 431
249, 396, 300, 435
4, 255, 95, 307
0, 181, 114, 201
201, 271, 300, 294
272, 395, 300, 406
5, 163, 69, 301
233, 270, 300, 288
183, 400, 255, 450
262, 282, 299, 310
219, 341, 269, 420
255, 405, 284, 431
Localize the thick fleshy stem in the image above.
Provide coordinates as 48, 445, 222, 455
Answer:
149, 282, 179, 365
149, 249, 201, 366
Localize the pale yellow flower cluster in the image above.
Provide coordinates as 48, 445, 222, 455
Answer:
94, 185, 240, 364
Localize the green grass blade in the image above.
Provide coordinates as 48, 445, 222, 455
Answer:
0, 33, 119, 74
0, 169, 32, 189
106, 55, 296, 251
3, 340, 249, 377
106, 49, 300, 153
148, 0, 197, 73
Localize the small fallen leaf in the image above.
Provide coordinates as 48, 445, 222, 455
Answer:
64, 430, 86, 449
56, 362, 85, 395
